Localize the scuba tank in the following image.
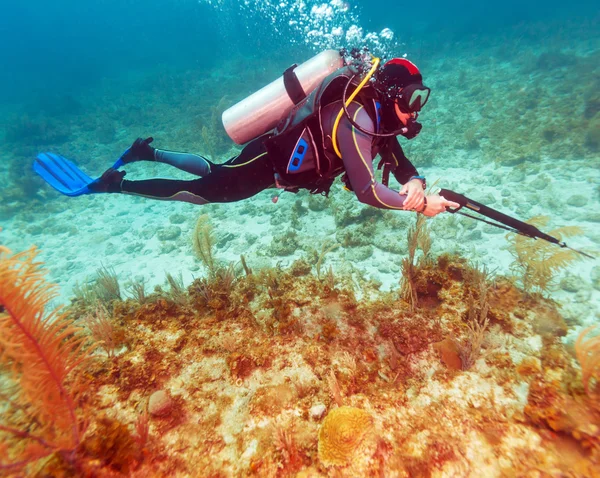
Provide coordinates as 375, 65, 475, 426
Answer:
221, 49, 344, 145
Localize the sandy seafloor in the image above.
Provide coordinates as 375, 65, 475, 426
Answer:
2, 154, 599, 331
1, 15, 600, 476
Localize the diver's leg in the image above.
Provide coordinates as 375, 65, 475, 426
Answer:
120, 137, 274, 205
121, 137, 211, 176
153, 149, 212, 177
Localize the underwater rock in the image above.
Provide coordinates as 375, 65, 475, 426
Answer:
346, 245, 373, 262
239, 202, 258, 216
139, 226, 156, 240
157, 226, 182, 241
318, 406, 374, 467
27, 224, 44, 235
376, 261, 394, 274
336, 226, 373, 248
530, 303, 568, 338
478, 192, 498, 205
269, 230, 299, 256
269, 211, 286, 226
245, 232, 258, 245
529, 175, 549, 190
433, 338, 463, 371
169, 213, 187, 225
111, 224, 130, 236
560, 274, 586, 293
561, 302, 589, 326
507, 169, 526, 183
105, 242, 117, 256
437, 224, 458, 240
574, 288, 592, 304
587, 213, 600, 223
483, 224, 504, 235
216, 231, 235, 248
372, 233, 407, 254
464, 230, 482, 241
459, 216, 478, 231
566, 195, 588, 207
160, 243, 177, 254
485, 174, 502, 188
148, 390, 173, 416
308, 194, 328, 211
310, 403, 327, 421
124, 242, 144, 254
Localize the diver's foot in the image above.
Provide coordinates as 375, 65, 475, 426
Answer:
121, 137, 155, 164
88, 168, 126, 193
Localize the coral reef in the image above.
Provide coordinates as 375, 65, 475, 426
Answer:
575, 326, 600, 402
0, 247, 151, 476
506, 216, 583, 295
317, 406, 374, 467
3, 238, 599, 476
0, 246, 90, 473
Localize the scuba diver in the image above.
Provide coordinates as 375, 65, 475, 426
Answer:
34, 50, 459, 217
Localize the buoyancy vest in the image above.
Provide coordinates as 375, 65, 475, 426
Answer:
264, 65, 383, 196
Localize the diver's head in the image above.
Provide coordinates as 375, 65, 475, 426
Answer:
376, 58, 430, 138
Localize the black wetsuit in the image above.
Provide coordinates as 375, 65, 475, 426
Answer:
120, 101, 420, 209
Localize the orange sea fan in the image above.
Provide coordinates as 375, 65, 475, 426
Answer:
575, 325, 600, 401
0, 246, 90, 471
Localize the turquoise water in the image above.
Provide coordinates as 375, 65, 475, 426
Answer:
1, 1, 597, 298
1, 1, 599, 476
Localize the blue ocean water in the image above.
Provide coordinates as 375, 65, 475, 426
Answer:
2, 0, 597, 288
1, 0, 600, 475
1, 0, 595, 103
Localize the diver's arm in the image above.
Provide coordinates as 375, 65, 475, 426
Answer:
337, 104, 409, 210
383, 137, 420, 185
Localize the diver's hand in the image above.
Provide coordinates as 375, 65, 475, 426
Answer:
121, 137, 155, 164
421, 194, 460, 217
131, 137, 155, 160
401, 178, 425, 211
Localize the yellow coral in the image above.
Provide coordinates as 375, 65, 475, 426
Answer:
317, 406, 373, 467
506, 216, 582, 294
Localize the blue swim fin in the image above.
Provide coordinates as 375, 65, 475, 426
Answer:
35, 148, 131, 197
34, 152, 96, 197
111, 147, 131, 170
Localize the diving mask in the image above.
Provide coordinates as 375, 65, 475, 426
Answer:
396, 83, 431, 113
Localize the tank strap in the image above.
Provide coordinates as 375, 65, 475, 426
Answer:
283, 64, 307, 105
377, 156, 393, 187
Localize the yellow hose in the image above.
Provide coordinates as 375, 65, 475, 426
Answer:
331, 57, 380, 158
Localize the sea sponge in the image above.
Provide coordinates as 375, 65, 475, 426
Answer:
317, 406, 373, 467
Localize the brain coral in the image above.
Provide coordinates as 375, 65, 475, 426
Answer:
317, 406, 374, 467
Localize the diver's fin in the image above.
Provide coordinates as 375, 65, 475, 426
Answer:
34, 152, 95, 197
111, 147, 131, 170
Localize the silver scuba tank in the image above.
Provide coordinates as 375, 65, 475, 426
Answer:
222, 49, 344, 145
